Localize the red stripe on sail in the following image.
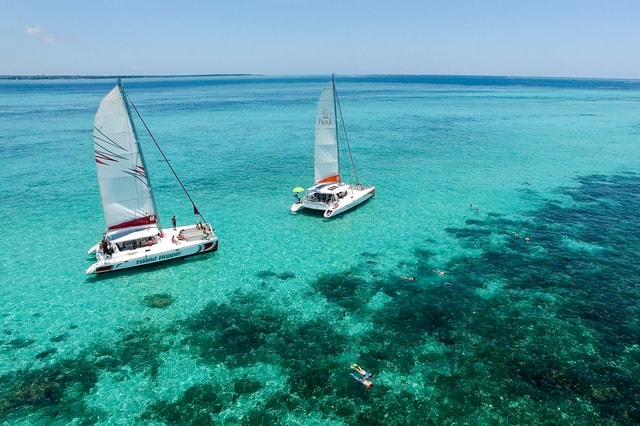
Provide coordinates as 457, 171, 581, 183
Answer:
130, 166, 147, 178
96, 152, 117, 164
108, 215, 157, 230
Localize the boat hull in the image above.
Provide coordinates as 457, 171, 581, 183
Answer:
290, 184, 375, 218
324, 185, 375, 218
87, 225, 218, 274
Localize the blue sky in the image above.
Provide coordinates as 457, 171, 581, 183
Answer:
2, 0, 639, 78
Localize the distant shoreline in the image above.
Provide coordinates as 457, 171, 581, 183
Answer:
2, 74, 638, 90
0, 74, 258, 80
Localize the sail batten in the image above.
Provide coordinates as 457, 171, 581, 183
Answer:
93, 82, 157, 231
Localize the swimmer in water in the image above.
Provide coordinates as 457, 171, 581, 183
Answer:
350, 373, 373, 388
351, 363, 373, 379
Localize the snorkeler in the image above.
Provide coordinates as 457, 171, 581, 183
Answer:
350, 363, 373, 379
350, 373, 373, 388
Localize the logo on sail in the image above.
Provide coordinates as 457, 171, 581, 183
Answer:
318, 108, 332, 126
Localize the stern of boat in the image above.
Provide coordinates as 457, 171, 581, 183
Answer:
291, 202, 305, 213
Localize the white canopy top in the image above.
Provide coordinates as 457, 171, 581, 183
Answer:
308, 182, 349, 195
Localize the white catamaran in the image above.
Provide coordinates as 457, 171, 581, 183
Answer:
291, 75, 375, 218
87, 80, 218, 274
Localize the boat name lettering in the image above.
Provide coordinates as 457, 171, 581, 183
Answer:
159, 252, 181, 261
137, 256, 157, 265
135, 252, 181, 265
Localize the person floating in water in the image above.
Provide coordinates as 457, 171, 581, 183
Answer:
350, 363, 374, 388
351, 363, 373, 379
350, 373, 373, 388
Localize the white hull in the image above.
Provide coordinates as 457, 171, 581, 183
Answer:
291, 184, 375, 218
87, 224, 218, 274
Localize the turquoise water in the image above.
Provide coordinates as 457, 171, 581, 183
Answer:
1, 75, 640, 424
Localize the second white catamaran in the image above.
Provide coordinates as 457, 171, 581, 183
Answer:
87, 80, 218, 274
291, 75, 375, 218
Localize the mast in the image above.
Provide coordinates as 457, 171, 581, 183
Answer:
332, 74, 341, 182
118, 79, 163, 231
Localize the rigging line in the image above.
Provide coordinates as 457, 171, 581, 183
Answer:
333, 77, 361, 186
127, 96, 208, 224
118, 81, 162, 230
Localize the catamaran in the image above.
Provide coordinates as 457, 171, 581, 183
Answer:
291, 75, 375, 218
86, 80, 218, 274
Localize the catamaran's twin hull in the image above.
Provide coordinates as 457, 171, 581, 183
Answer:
87, 231, 219, 274
325, 186, 375, 218
291, 185, 375, 218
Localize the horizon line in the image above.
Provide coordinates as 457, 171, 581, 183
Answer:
2, 73, 640, 82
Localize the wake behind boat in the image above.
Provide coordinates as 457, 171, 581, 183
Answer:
87, 80, 218, 274
291, 75, 375, 218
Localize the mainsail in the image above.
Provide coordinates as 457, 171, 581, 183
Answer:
93, 82, 158, 230
314, 78, 340, 184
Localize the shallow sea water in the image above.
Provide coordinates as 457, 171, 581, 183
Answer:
1, 75, 640, 424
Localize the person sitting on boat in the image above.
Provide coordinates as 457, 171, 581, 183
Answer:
100, 237, 109, 254
350, 373, 373, 388
178, 230, 186, 240
350, 363, 373, 379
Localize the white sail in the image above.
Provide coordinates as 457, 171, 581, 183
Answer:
314, 79, 340, 183
93, 83, 157, 230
